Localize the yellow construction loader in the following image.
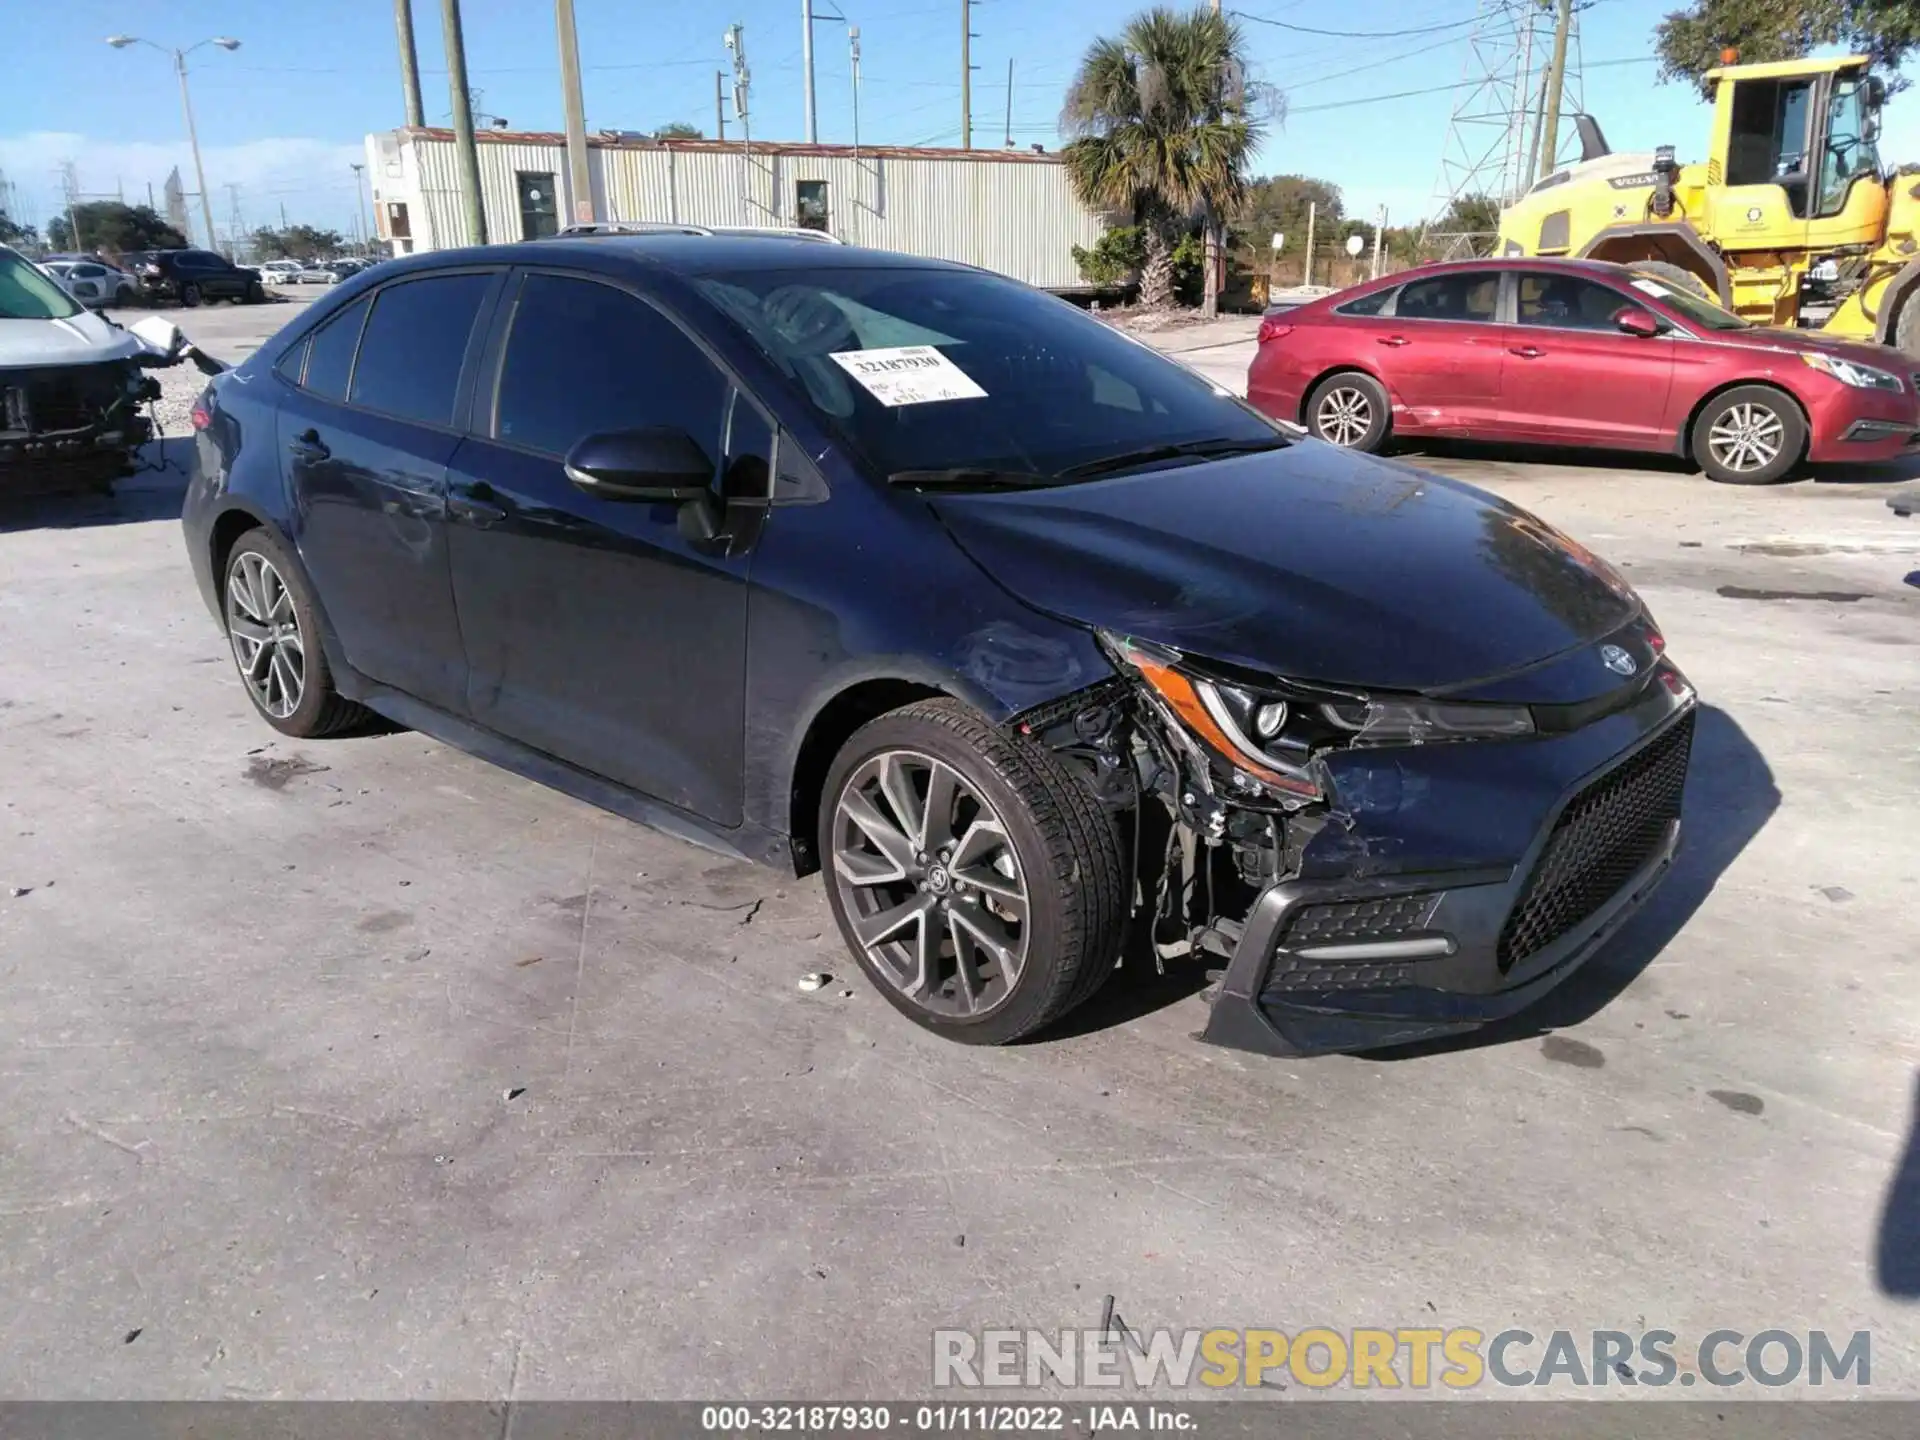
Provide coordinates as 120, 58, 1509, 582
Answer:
1497, 53, 1920, 354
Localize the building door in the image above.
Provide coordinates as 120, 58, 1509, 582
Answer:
796, 180, 830, 232
516, 172, 558, 240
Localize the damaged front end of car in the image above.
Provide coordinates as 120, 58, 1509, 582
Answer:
1015, 624, 1698, 1057
0, 359, 160, 492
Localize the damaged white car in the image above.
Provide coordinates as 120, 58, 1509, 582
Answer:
1, 244, 220, 492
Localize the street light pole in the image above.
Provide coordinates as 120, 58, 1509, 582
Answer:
106, 34, 239, 252
351, 162, 372, 255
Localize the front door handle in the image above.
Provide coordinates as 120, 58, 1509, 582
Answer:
1376, 335, 1411, 347
1509, 345, 1544, 359
287, 428, 329, 462
449, 490, 507, 527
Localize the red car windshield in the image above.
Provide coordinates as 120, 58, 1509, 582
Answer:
1626, 273, 1750, 331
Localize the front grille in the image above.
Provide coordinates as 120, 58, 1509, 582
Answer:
1497, 711, 1694, 970
1284, 892, 1441, 948
1266, 957, 1418, 993
0, 364, 126, 437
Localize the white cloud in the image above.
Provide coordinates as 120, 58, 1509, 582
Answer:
0, 132, 367, 241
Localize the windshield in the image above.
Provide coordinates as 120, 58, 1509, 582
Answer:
0, 247, 83, 320
1820, 74, 1882, 214
1626, 272, 1749, 331
693, 266, 1281, 481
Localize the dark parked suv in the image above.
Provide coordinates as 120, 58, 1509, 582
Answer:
181, 236, 1697, 1056
127, 248, 264, 306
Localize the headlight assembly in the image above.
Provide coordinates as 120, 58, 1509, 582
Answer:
1801, 351, 1905, 392
1101, 632, 1534, 803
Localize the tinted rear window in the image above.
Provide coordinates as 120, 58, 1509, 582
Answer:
1333, 289, 1391, 317
1395, 273, 1500, 322
301, 296, 370, 402
347, 274, 491, 427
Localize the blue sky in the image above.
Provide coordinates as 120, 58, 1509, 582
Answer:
4, 0, 1914, 244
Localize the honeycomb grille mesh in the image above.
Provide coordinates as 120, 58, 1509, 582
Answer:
1497, 712, 1694, 971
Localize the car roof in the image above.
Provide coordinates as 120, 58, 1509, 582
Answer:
1371, 256, 1633, 284
366, 234, 973, 282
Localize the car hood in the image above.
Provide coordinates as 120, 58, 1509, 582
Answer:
1707, 324, 1904, 370
0, 310, 141, 368
925, 444, 1641, 695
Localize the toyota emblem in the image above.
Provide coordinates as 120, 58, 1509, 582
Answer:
1601, 644, 1638, 676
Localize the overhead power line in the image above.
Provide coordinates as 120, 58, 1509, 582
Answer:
1289, 55, 1652, 115
1231, 9, 1481, 40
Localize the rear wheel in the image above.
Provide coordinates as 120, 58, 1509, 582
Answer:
1632, 260, 1712, 301
223, 530, 370, 738
819, 699, 1126, 1045
1895, 297, 1920, 360
1691, 385, 1805, 485
179, 281, 202, 308
1305, 371, 1391, 452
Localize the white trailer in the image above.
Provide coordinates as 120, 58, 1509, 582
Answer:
363, 128, 1110, 292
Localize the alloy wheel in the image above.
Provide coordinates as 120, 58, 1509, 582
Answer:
830, 749, 1030, 1019
226, 552, 305, 720
1316, 387, 1372, 447
1707, 402, 1784, 473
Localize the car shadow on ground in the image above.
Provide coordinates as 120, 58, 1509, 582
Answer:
0, 437, 193, 533
1394, 437, 1920, 487
1878, 1074, 1920, 1298
1355, 703, 1779, 1061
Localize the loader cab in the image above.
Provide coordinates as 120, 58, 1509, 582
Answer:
1707, 57, 1885, 247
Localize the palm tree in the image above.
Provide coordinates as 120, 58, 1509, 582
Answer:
1061, 6, 1263, 312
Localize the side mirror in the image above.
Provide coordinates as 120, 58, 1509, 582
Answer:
564, 427, 715, 503
1613, 306, 1660, 338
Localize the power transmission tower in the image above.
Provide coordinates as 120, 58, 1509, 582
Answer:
1422, 0, 1567, 259
225, 183, 246, 257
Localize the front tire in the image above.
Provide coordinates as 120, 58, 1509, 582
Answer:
1305, 371, 1391, 451
1691, 385, 1805, 484
223, 530, 369, 738
819, 699, 1127, 1045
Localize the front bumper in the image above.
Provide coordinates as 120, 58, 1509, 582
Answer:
1, 363, 155, 490
1806, 381, 1920, 463
1201, 691, 1695, 1057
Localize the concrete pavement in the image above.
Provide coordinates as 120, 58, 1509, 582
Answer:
0, 300, 1915, 1406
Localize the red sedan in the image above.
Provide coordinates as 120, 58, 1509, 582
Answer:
1247, 257, 1920, 484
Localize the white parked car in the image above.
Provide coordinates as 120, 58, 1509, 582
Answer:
255, 260, 305, 287
292, 260, 352, 284
39, 259, 140, 308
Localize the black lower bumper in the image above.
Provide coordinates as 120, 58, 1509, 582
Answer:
1200, 704, 1693, 1057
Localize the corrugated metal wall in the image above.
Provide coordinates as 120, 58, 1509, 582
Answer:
395, 134, 1107, 290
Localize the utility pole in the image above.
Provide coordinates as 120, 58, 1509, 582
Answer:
716, 71, 727, 141
726, 24, 753, 216
1004, 59, 1014, 147
1303, 200, 1317, 287
802, 0, 818, 142
960, 0, 972, 148
555, 0, 594, 224
280, 200, 290, 230
351, 162, 372, 253
849, 27, 862, 150
1371, 205, 1386, 279
60, 162, 82, 252
1537, 0, 1575, 182
394, 0, 425, 127
440, 0, 487, 244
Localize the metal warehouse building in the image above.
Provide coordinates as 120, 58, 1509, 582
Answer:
362, 128, 1110, 291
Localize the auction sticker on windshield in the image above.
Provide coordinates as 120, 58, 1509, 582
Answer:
831, 346, 987, 406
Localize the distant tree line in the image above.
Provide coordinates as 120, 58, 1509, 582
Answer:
44, 202, 187, 255
249, 224, 348, 261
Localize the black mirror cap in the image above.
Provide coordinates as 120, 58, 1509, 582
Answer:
1613, 306, 1660, 338
564, 427, 715, 503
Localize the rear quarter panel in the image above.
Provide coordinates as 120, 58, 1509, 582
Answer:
1247, 312, 1399, 427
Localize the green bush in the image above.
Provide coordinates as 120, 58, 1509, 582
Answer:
1071, 226, 1147, 288
1171, 232, 1205, 306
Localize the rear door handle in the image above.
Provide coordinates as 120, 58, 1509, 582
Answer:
1509, 346, 1544, 359
448, 490, 507, 527
1376, 335, 1410, 347
287, 428, 329, 462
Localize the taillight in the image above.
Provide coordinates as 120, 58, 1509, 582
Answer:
1257, 317, 1293, 345
190, 399, 212, 431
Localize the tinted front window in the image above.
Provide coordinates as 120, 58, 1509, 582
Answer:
1395, 273, 1499, 322
693, 266, 1276, 478
301, 295, 371, 402
494, 274, 728, 460
1516, 273, 1631, 330
348, 274, 491, 427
